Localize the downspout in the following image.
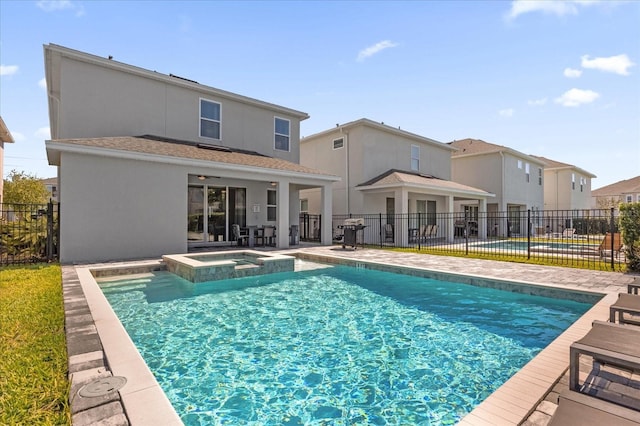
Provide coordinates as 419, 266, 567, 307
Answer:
341, 127, 350, 215
499, 151, 505, 211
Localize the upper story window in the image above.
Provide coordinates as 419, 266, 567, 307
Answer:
517, 160, 523, 169
333, 137, 344, 149
200, 99, 221, 140
274, 117, 290, 151
572, 173, 575, 190
538, 168, 542, 185
525, 163, 530, 183
411, 145, 420, 171
580, 177, 584, 192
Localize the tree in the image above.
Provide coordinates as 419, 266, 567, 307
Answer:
2, 170, 50, 206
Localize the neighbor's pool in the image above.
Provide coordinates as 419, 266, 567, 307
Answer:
473, 240, 598, 252
99, 264, 592, 425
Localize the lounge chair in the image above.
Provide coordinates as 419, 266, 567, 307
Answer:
599, 232, 623, 260
609, 293, 640, 326
429, 224, 438, 238
419, 224, 433, 242
549, 390, 640, 426
231, 224, 249, 246
569, 320, 640, 411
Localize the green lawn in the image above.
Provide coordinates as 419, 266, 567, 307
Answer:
0, 264, 70, 425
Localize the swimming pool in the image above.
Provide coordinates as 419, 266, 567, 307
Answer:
99, 265, 592, 425
473, 240, 598, 253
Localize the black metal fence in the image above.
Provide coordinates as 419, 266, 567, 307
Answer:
331, 208, 624, 271
299, 213, 322, 242
0, 202, 60, 265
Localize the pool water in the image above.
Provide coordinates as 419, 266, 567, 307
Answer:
100, 265, 591, 425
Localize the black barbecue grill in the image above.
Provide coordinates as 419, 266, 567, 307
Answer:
339, 218, 366, 250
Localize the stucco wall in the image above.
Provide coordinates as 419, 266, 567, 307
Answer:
57, 57, 301, 163
59, 152, 187, 263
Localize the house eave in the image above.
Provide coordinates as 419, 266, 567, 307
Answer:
356, 181, 495, 199
46, 140, 340, 184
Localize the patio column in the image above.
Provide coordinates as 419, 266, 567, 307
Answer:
446, 195, 455, 242
321, 183, 333, 245
478, 198, 487, 239
276, 180, 290, 248
395, 188, 409, 246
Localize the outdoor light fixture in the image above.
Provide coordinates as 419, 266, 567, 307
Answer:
270, 181, 277, 187
198, 175, 206, 180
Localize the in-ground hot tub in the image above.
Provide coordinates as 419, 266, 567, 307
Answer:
162, 250, 295, 283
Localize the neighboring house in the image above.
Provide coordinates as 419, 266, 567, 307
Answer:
0, 116, 15, 205
41, 177, 58, 202
44, 44, 338, 263
300, 119, 494, 245
449, 138, 546, 236
591, 176, 640, 210
530, 156, 595, 210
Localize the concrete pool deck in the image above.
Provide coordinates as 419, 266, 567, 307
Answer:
63, 246, 639, 425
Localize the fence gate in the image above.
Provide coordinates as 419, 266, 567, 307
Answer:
0, 201, 60, 265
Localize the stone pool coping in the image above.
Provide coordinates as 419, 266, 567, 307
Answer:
64, 249, 634, 425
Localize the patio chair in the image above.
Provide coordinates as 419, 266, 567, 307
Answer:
428, 224, 438, 238
231, 224, 249, 246
419, 224, 433, 242
549, 390, 640, 426
260, 226, 276, 247
562, 228, 576, 238
599, 232, 622, 260
384, 224, 394, 242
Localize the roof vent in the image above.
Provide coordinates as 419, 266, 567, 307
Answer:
196, 143, 231, 152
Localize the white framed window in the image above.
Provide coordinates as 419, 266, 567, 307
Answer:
300, 199, 308, 213
333, 137, 344, 149
517, 160, 523, 169
274, 117, 290, 151
525, 163, 530, 183
411, 145, 420, 171
538, 168, 542, 185
200, 99, 221, 140
572, 173, 575, 190
637, 194, 640, 202
626, 195, 633, 203
580, 177, 584, 192
267, 189, 277, 221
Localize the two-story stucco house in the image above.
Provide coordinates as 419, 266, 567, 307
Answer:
591, 176, 640, 210
300, 119, 493, 245
0, 116, 15, 205
449, 138, 546, 237
530, 156, 596, 210
44, 44, 338, 263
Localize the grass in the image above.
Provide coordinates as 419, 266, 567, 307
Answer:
0, 264, 70, 425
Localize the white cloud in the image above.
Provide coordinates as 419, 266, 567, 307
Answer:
36, 0, 85, 17
505, 0, 614, 21
563, 67, 582, 78
581, 54, 635, 76
35, 127, 51, 139
357, 40, 398, 62
38, 77, 47, 89
499, 108, 515, 117
0, 64, 19, 76
528, 97, 548, 106
555, 88, 600, 107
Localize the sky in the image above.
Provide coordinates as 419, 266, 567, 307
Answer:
1, 0, 639, 189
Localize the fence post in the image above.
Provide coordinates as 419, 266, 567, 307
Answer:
46, 200, 54, 261
610, 207, 615, 270
527, 209, 531, 260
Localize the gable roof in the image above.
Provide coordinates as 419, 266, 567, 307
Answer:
592, 176, 640, 196
46, 135, 339, 181
356, 169, 494, 198
449, 138, 545, 166
303, 118, 456, 152
531, 155, 596, 178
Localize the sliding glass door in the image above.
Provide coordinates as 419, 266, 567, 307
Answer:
188, 185, 246, 244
